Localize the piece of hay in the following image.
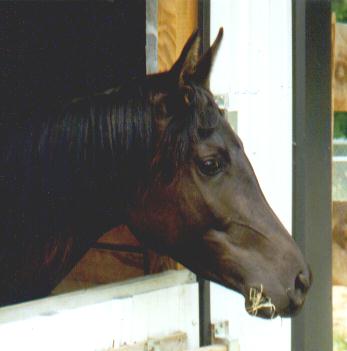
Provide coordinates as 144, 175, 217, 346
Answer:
246, 284, 276, 318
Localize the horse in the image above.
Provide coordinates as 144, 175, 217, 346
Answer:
0, 28, 311, 317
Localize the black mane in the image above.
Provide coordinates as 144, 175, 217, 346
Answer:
1, 74, 220, 239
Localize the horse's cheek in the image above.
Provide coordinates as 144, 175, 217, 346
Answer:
127, 191, 184, 250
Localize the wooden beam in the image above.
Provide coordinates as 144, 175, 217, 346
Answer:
158, 0, 198, 71
333, 22, 347, 111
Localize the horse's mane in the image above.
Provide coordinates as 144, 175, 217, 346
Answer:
1, 75, 220, 229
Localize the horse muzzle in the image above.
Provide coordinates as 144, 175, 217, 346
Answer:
244, 267, 312, 319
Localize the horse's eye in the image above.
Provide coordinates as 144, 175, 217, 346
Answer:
198, 158, 223, 176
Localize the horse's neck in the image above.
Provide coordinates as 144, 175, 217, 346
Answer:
2, 92, 149, 236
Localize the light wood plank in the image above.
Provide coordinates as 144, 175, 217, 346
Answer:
333, 22, 347, 111
175, 0, 198, 58
158, 0, 178, 71
158, 0, 198, 71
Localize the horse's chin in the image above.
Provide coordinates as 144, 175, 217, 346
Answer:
210, 276, 294, 319
217, 279, 280, 319
242, 287, 304, 319
244, 301, 279, 319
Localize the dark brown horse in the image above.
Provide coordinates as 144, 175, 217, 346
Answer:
0, 29, 311, 317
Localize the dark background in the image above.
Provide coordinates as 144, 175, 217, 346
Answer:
0, 1, 145, 123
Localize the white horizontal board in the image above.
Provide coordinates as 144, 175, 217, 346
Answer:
0, 271, 199, 351
0, 269, 196, 324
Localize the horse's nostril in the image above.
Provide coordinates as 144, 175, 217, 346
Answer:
295, 271, 310, 293
287, 288, 304, 308
284, 270, 311, 315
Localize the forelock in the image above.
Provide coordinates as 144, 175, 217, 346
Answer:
150, 83, 221, 182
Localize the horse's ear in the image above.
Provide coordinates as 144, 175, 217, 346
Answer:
190, 27, 223, 87
169, 28, 223, 88
169, 29, 201, 86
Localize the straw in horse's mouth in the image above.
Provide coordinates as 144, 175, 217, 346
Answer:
246, 284, 276, 318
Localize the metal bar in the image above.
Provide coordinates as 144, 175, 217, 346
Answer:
292, 1, 332, 351
198, 0, 212, 347
198, 0, 210, 54
198, 278, 211, 346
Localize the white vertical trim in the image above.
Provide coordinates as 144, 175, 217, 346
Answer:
210, 1, 292, 350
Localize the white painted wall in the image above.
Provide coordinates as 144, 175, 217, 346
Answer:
210, 1, 292, 350
0, 272, 199, 351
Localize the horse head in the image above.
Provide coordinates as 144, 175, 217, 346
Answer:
127, 28, 311, 319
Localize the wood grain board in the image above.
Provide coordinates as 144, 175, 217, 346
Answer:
54, 226, 145, 293
333, 22, 347, 111
158, 0, 198, 71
